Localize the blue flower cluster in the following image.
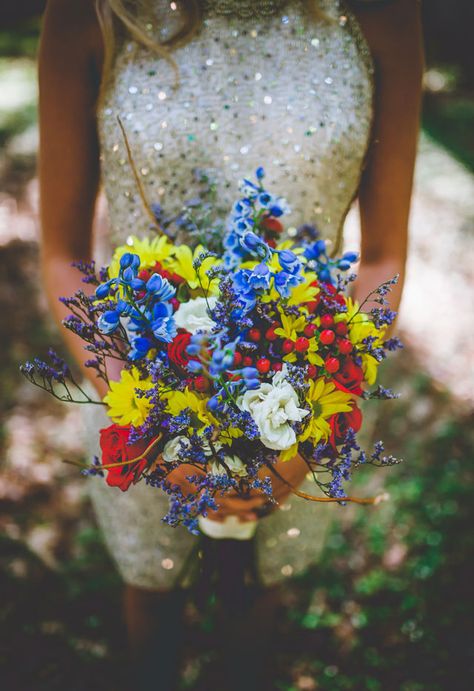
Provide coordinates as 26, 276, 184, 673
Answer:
223, 167, 290, 269
95, 253, 177, 360
186, 331, 261, 411
303, 239, 359, 286
232, 250, 303, 316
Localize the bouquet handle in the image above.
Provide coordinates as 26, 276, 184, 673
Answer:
198, 515, 258, 540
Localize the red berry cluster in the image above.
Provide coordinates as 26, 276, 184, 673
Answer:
316, 314, 353, 374
227, 301, 354, 380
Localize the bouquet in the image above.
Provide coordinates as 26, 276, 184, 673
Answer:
22, 166, 402, 535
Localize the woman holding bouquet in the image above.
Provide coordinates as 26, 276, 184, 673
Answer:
38, 0, 423, 688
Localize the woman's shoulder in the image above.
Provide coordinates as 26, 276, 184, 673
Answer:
347, 0, 422, 61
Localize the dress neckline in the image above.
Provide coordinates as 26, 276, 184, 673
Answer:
200, 0, 291, 19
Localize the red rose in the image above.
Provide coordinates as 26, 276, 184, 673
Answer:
321, 282, 346, 307
334, 358, 364, 396
261, 216, 284, 234
329, 403, 363, 447
167, 331, 192, 370
152, 261, 184, 285
99, 425, 149, 491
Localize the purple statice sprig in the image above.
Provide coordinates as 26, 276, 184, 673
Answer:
295, 428, 400, 505
150, 168, 228, 253
368, 440, 402, 467
20, 350, 105, 406
71, 259, 100, 286
352, 274, 400, 316
364, 384, 401, 400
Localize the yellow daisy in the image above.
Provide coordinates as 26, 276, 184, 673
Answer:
286, 272, 320, 307
274, 311, 307, 341
299, 377, 353, 444
108, 235, 175, 279
343, 298, 387, 385
164, 388, 241, 439
167, 245, 221, 294
104, 367, 154, 426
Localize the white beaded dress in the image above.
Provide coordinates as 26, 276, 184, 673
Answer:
84, 0, 374, 589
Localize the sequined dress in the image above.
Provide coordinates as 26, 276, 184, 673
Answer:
84, 0, 374, 589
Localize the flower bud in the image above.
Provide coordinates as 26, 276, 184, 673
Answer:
95, 283, 110, 299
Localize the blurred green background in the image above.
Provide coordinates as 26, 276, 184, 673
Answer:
0, 3, 473, 690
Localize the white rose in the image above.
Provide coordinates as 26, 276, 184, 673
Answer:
162, 436, 191, 462
238, 369, 308, 451
210, 454, 248, 477
162, 436, 221, 463
174, 296, 217, 334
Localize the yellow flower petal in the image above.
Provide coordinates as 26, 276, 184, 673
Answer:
104, 368, 154, 426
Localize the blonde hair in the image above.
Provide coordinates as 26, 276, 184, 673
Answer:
95, 0, 328, 101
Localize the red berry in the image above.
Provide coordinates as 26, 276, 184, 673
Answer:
243, 356, 253, 367
194, 376, 209, 392
304, 323, 318, 338
295, 337, 310, 353
307, 364, 318, 379
256, 358, 271, 374
320, 329, 336, 345
282, 339, 294, 354
325, 357, 340, 374
138, 269, 151, 281
248, 328, 261, 342
335, 322, 348, 336
321, 314, 334, 328
338, 338, 353, 355
272, 362, 283, 372
233, 351, 243, 367
265, 326, 278, 341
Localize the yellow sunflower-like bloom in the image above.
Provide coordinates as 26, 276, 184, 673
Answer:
167, 245, 221, 294
273, 310, 324, 365
164, 388, 215, 427
108, 235, 176, 279
164, 388, 241, 440
286, 272, 319, 307
274, 312, 307, 341
104, 367, 154, 426
341, 298, 387, 385
299, 377, 353, 444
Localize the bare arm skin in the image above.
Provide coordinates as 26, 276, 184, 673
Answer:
351, 0, 424, 312
39, 0, 107, 395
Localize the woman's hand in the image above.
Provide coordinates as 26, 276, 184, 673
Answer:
206, 453, 310, 524
155, 454, 309, 524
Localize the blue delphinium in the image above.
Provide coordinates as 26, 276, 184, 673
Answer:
223, 167, 290, 269
94, 252, 177, 360
303, 236, 359, 285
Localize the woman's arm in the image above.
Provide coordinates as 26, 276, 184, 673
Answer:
39, 0, 108, 394
350, 0, 424, 312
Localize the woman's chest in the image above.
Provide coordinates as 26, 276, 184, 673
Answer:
99, 4, 373, 246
